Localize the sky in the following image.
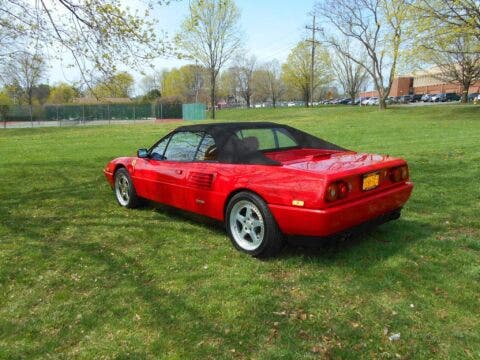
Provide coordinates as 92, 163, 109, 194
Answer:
47, 0, 318, 92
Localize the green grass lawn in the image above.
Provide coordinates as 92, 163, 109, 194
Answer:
1, 105, 479, 359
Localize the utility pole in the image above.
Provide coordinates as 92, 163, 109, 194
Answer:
306, 15, 322, 107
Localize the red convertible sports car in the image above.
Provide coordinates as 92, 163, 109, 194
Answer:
104, 122, 413, 257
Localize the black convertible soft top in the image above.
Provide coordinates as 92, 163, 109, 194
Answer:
170, 122, 346, 165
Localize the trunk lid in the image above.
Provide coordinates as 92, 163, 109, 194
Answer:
283, 151, 402, 176
278, 150, 409, 207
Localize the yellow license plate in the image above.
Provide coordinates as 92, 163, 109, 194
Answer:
362, 172, 380, 191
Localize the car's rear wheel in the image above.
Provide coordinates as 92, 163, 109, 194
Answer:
114, 168, 141, 208
226, 191, 283, 258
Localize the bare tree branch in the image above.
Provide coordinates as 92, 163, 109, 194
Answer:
316, 0, 408, 109
0, 0, 168, 90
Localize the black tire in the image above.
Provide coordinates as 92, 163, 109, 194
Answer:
114, 168, 141, 208
225, 191, 284, 258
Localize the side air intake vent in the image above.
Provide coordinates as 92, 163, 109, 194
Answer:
188, 172, 214, 189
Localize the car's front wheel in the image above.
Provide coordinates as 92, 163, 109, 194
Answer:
114, 168, 141, 208
226, 191, 284, 258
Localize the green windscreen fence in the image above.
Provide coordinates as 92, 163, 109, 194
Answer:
182, 103, 206, 120
4, 103, 183, 121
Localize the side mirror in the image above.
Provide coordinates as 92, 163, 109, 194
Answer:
137, 148, 148, 158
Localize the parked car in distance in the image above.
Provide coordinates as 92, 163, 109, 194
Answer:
421, 94, 432, 102
430, 94, 445, 102
398, 95, 412, 104
361, 97, 371, 105
445, 93, 460, 102
104, 122, 413, 258
366, 97, 379, 105
385, 97, 395, 105
411, 94, 423, 102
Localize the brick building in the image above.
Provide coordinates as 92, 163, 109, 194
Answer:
359, 66, 480, 97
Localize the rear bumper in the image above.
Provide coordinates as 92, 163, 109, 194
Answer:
269, 182, 413, 237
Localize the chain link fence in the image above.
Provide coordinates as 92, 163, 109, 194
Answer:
1, 103, 184, 128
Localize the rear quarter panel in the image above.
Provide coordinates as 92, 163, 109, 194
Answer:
201, 164, 327, 220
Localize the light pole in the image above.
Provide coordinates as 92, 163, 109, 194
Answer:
306, 15, 323, 107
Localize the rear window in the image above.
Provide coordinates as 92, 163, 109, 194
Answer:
235, 127, 298, 151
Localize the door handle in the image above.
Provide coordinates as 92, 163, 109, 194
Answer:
175, 169, 183, 175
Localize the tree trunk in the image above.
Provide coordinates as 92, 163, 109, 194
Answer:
461, 83, 469, 103
29, 105, 33, 127
246, 95, 250, 108
28, 91, 33, 126
349, 91, 356, 105
210, 70, 216, 119
272, 96, 276, 108
379, 97, 387, 110
304, 89, 310, 107
1, 107, 7, 128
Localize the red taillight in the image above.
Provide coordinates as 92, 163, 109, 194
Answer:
338, 181, 349, 199
325, 181, 350, 202
325, 183, 338, 202
390, 165, 409, 182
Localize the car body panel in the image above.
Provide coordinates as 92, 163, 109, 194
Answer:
132, 158, 187, 207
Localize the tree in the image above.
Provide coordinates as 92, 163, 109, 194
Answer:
176, 0, 242, 119
1, 51, 45, 122
92, 72, 134, 98
0, 12, 20, 60
47, 83, 79, 104
418, 35, 480, 103
0, 0, 164, 87
32, 84, 51, 105
255, 60, 285, 108
180, 64, 207, 103
0, 90, 13, 126
316, 0, 408, 109
140, 72, 164, 99
332, 43, 369, 103
3, 81, 22, 104
217, 70, 239, 105
414, 0, 480, 43
230, 55, 257, 107
263, 60, 285, 107
162, 68, 184, 100
162, 65, 207, 103
412, 1, 480, 103
142, 89, 162, 103
281, 41, 332, 106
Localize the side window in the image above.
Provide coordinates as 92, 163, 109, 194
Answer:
164, 131, 203, 161
150, 136, 170, 160
195, 134, 217, 161
275, 128, 297, 148
236, 129, 276, 150
235, 127, 298, 150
